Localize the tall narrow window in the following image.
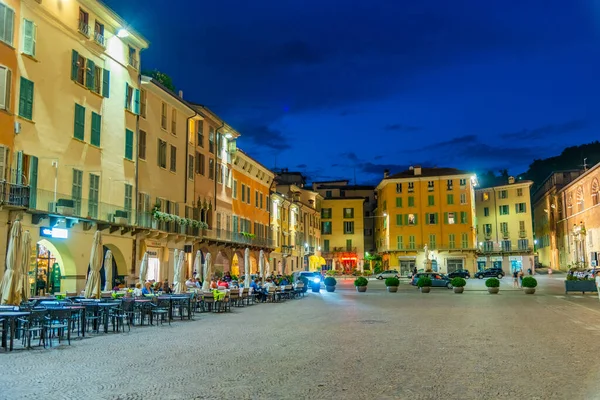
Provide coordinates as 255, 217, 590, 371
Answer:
0, 3, 15, 46
124, 184, 133, 213
208, 158, 214, 179
197, 120, 204, 147
78, 8, 89, 36
0, 66, 11, 111
90, 112, 101, 146
22, 19, 36, 57
209, 128, 215, 153
93, 21, 105, 46
18, 77, 34, 120
140, 89, 147, 118
161, 102, 167, 129
157, 139, 167, 168
187, 154, 194, 180
170, 145, 177, 172
138, 130, 147, 160
88, 173, 100, 218
171, 108, 177, 134
73, 103, 85, 140
72, 169, 83, 216
125, 129, 134, 160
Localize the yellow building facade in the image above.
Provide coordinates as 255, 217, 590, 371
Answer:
475, 177, 535, 273
376, 167, 478, 276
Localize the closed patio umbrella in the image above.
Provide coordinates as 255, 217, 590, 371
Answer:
173, 250, 186, 294
265, 260, 270, 278
19, 230, 31, 302
139, 252, 148, 283
84, 231, 103, 299
0, 220, 23, 305
103, 250, 113, 291
193, 251, 202, 282
202, 253, 212, 291
244, 248, 252, 287
259, 250, 265, 279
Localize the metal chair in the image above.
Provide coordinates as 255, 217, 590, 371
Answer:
150, 299, 170, 326
17, 310, 46, 349
44, 309, 72, 347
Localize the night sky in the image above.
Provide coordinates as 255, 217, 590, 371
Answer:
104, 0, 600, 184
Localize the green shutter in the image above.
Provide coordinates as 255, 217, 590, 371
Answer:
86, 59, 95, 90
133, 89, 140, 114
125, 129, 134, 160
29, 156, 38, 209
461, 211, 467, 224
396, 214, 402, 226
71, 50, 79, 81
102, 69, 110, 98
91, 112, 101, 146
434, 213, 438, 224
18, 78, 34, 120
408, 197, 414, 207
404, 214, 409, 225
124, 82, 129, 109
414, 215, 418, 225
425, 213, 429, 224
428, 195, 434, 206
73, 104, 85, 140
15, 152, 23, 185
444, 212, 448, 224
396, 197, 402, 208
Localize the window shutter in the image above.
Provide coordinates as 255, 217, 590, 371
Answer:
73, 104, 85, 140
125, 129, 134, 160
444, 212, 448, 224
414, 215, 418, 225
18, 78, 34, 120
434, 213, 438, 224
425, 213, 429, 225
15, 151, 23, 185
124, 82, 129, 108
29, 156, 38, 209
133, 89, 140, 114
91, 112, 101, 146
396, 214, 402, 226
102, 69, 110, 98
23, 20, 35, 56
86, 59, 95, 90
0, 67, 7, 110
71, 50, 79, 81
404, 214, 408, 225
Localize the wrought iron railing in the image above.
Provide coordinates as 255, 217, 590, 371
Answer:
78, 20, 90, 36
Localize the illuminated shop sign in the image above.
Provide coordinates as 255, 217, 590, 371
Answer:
39, 227, 69, 239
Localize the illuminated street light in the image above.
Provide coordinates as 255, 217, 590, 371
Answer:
117, 28, 129, 38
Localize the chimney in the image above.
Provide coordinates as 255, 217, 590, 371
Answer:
508, 176, 515, 184
384, 169, 390, 178
178, 90, 184, 98
414, 166, 422, 176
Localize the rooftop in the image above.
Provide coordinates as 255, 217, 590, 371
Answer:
315, 184, 375, 190
387, 167, 473, 179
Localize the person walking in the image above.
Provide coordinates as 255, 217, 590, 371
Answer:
518, 270, 524, 288
512, 270, 519, 288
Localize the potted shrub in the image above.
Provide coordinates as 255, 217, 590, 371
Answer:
417, 276, 432, 293
486, 277, 500, 294
324, 277, 337, 292
522, 276, 537, 294
354, 277, 368, 292
385, 277, 400, 293
451, 277, 466, 294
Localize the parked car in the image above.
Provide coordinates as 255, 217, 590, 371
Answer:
447, 269, 470, 279
292, 271, 323, 284
376, 270, 400, 279
410, 273, 452, 289
474, 268, 505, 279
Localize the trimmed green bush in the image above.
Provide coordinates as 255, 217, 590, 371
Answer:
451, 277, 467, 287
324, 277, 337, 286
354, 277, 368, 286
522, 276, 537, 288
485, 278, 500, 288
385, 277, 400, 286
417, 277, 432, 287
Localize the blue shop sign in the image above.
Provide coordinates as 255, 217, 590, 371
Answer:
39, 227, 69, 239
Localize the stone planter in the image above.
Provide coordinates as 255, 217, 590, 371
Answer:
487, 287, 499, 294
420, 286, 431, 293
524, 288, 536, 294
326, 285, 336, 293
565, 280, 597, 294
356, 286, 367, 293
387, 286, 399, 293
453, 287, 464, 294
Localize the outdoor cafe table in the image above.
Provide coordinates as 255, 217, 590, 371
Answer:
0, 311, 30, 351
97, 303, 120, 333
157, 295, 192, 321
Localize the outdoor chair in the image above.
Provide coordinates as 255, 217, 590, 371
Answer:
283, 285, 294, 300
294, 283, 305, 298
109, 303, 131, 333
150, 299, 170, 326
17, 310, 46, 349
266, 286, 277, 303
84, 304, 102, 334
44, 309, 72, 347
202, 292, 216, 312
173, 296, 193, 320
229, 290, 242, 307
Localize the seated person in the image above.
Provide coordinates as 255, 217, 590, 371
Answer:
141, 282, 154, 295
162, 281, 172, 294
223, 271, 232, 282
133, 282, 143, 297
217, 277, 229, 289
210, 278, 218, 290
185, 277, 197, 288
280, 277, 289, 286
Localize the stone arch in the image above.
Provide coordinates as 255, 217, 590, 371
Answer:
213, 249, 231, 275
103, 243, 128, 277
37, 238, 77, 279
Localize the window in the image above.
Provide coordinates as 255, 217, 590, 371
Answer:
209, 128, 215, 153
124, 184, 133, 212
0, 3, 14, 46
483, 207, 489, 217
0, 66, 10, 111
73, 103, 85, 140
519, 220, 525, 232
518, 239, 529, 250
71, 169, 83, 216
102, 69, 110, 98
396, 183, 402, 193
449, 234, 456, 249
255, 190, 258, 207
194, 151, 203, 174
188, 154, 194, 180
93, 20, 105, 46
125, 83, 140, 114
171, 108, 177, 134
427, 181, 434, 190
322, 221, 332, 234
500, 222, 508, 234
208, 159, 214, 180
92, 66, 102, 95
483, 241, 494, 251
90, 112, 101, 147
426, 213, 438, 225
459, 178, 466, 186
429, 234, 436, 249
447, 179, 453, 190
482, 192, 489, 201
170, 145, 176, 172
343, 208, 354, 218
396, 214, 403, 226
460, 211, 467, 224
517, 188, 523, 197
446, 212, 455, 224
499, 205, 509, 215
447, 194, 454, 205
409, 235, 416, 249
483, 223, 492, 235
515, 203, 526, 213
160, 102, 167, 129
498, 190, 508, 199
123, 129, 133, 160
88, 173, 99, 218
241, 184, 246, 202
323, 239, 330, 252
407, 213, 416, 225
138, 130, 147, 160
78, 8, 89, 36
325, 190, 332, 198
246, 186, 250, 204
157, 139, 167, 168
428, 195, 434, 206
460, 193, 467, 204
346, 239, 353, 251
140, 89, 147, 118
22, 19, 36, 57
397, 236, 403, 250
197, 120, 204, 147
232, 180, 238, 199
260, 193, 263, 208
408, 182, 414, 192
461, 233, 468, 248
408, 196, 415, 207
395, 197, 403, 208
128, 46, 138, 69
321, 208, 332, 219
501, 240, 511, 252
343, 221, 354, 234
18, 77, 34, 120
217, 133, 223, 157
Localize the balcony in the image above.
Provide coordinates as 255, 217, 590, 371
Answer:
78, 20, 90, 36
93, 31, 105, 47
128, 56, 139, 70
0, 182, 30, 208
484, 233, 492, 240
519, 230, 527, 238
502, 231, 509, 239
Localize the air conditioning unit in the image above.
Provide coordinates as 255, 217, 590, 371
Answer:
112, 210, 129, 225
49, 199, 75, 216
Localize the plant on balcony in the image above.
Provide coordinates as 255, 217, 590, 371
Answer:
485, 277, 500, 294
522, 276, 537, 294
385, 277, 400, 293
451, 277, 467, 294
324, 277, 337, 292
179, 218, 190, 226
354, 276, 368, 293
241, 232, 255, 239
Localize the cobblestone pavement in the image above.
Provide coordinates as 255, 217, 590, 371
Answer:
2, 281, 600, 400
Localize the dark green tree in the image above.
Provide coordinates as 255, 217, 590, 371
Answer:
142, 69, 176, 92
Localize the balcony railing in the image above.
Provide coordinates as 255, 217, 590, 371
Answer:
128, 56, 139, 70
93, 31, 105, 47
479, 243, 533, 253
78, 20, 90, 36
0, 182, 31, 207
502, 231, 509, 239
519, 230, 527, 238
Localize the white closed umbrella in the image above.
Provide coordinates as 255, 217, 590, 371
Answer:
193, 251, 202, 282
139, 252, 148, 283
332, 259, 336, 272
202, 253, 212, 291
19, 230, 31, 302
265, 261, 270, 278
84, 231, 103, 299
103, 250, 113, 291
259, 250, 265, 279
244, 248, 252, 288
1, 220, 23, 305
173, 250, 186, 294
